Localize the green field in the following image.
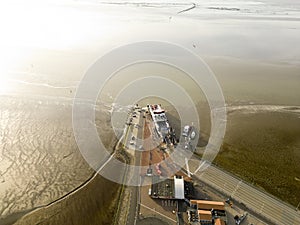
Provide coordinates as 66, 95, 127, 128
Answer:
214, 111, 300, 207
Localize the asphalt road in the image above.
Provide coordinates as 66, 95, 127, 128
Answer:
126, 108, 145, 225
187, 159, 300, 225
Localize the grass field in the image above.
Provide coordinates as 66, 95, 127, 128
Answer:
214, 111, 300, 207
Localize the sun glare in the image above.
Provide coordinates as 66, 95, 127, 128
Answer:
0, 0, 105, 51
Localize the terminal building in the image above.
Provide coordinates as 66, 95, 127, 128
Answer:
150, 175, 194, 200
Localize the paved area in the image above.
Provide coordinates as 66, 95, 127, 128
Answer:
136, 217, 170, 225
139, 177, 177, 225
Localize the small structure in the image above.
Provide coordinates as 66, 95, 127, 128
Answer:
198, 210, 212, 223
215, 218, 226, 225
174, 175, 185, 200
193, 200, 225, 211
188, 200, 227, 225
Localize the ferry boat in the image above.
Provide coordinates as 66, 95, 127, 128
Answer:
147, 104, 170, 138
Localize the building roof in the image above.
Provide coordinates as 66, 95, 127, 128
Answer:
190, 199, 198, 205
174, 176, 185, 199
198, 210, 212, 221
196, 200, 225, 206
214, 218, 226, 225
190, 199, 225, 211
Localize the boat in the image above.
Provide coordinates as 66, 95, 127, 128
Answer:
147, 104, 170, 138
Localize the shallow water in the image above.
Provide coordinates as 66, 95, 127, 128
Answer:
0, 96, 93, 218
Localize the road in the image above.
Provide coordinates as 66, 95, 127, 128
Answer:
187, 159, 300, 225
126, 108, 145, 225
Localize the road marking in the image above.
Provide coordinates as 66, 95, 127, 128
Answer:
194, 160, 209, 174
185, 158, 191, 177
231, 180, 242, 198
139, 203, 177, 223
259, 203, 265, 214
